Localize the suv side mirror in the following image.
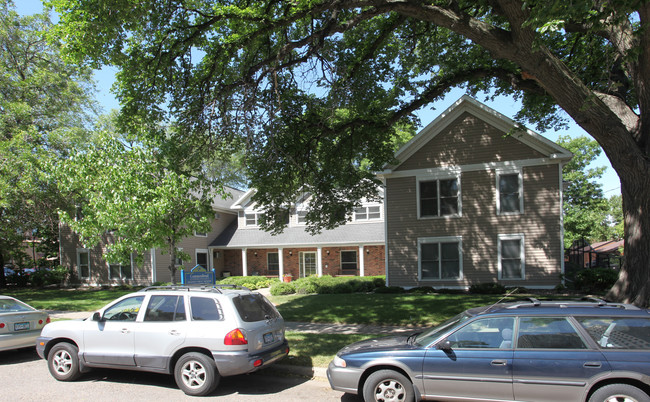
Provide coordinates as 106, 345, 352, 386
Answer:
92, 312, 104, 322
436, 339, 452, 351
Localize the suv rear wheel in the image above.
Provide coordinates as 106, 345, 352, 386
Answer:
174, 352, 220, 396
589, 383, 650, 402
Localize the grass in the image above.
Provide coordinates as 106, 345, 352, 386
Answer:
284, 332, 371, 368
269, 293, 501, 327
2, 287, 136, 311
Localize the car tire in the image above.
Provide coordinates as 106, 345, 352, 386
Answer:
47, 343, 82, 381
362, 369, 415, 402
589, 383, 650, 402
174, 352, 220, 396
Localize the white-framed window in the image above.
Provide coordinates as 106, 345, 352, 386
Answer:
245, 213, 262, 226
418, 237, 463, 280
76, 249, 90, 279
194, 231, 207, 237
497, 169, 523, 214
175, 248, 183, 266
196, 249, 208, 269
418, 175, 461, 218
354, 205, 381, 221
267, 252, 279, 273
340, 250, 358, 273
296, 210, 308, 225
109, 261, 133, 280
498, 234, 525, 280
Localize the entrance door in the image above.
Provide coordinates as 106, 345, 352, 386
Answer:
300, 252, 317, 277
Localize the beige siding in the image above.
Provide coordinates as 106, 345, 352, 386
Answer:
386, 165, 562, 288
154, 212, 238, 283
396, 113, 546, 171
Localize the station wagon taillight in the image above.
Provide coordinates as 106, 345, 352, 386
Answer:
224, 328, 248, 345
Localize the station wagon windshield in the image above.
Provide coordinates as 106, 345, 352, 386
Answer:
414, 312, 472, 346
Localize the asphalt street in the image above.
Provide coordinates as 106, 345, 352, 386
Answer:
0, 347, 362, 401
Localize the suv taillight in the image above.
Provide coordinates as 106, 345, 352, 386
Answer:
224, 328, 248, 345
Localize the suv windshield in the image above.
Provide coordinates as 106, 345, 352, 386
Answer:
232, 294, 280, 322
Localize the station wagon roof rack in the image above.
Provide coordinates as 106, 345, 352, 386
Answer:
138, 284, 252, 293
502, 297, 642, 310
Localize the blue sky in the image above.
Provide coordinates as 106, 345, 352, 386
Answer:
17, 0, 621, 195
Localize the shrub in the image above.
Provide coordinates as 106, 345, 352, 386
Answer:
216, 276, 279, 290
470, 282, 506, 294
573, 267, 618, 293
270, 281, 296, 295
374, 286, 405, 294
407, 286, 435, 294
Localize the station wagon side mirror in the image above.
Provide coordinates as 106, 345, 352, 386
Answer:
92, 312, 104, 322
436, 339, 452, 351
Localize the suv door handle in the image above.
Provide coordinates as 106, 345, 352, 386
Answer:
584, 362, 602, 368
169, 330, 181, 336
491, 359, 508, 366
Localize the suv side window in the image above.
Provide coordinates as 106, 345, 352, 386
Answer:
517, 317, 587, 349
190, 297, 222, 321
448, 317, 515, 349
144, 295, 186, 322
104, 296, 144, 321
576, 317, 650, 349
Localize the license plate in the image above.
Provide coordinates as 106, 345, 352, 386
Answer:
14, 322, 30, 331
263, 332, 275, 344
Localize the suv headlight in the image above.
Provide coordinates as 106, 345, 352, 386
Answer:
332, 355, 347, 368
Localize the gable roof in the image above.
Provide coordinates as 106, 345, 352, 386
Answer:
383, 95, 572, 172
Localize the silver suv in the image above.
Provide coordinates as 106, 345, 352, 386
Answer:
36, 285, 289, 396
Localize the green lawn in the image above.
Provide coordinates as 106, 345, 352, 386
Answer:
2, 287, 136, 311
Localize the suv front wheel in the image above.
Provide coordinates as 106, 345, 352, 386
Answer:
174, 352, 220, 396
48, 343, 82, 381
589, 383, 650, 402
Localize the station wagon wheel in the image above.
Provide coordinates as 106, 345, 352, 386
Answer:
47, 343, 82, 381
589, 384, 650, 402
174, 352, 220, 396
363, 369, 414, 402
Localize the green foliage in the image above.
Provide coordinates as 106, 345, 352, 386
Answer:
216, 275, 278, 290
573, 268, 619, 294
407, 286, 436, 294
374, 286, 406, 294
29, 266, 70, 287
469, 282, 507, 294
270, 282, 296, 296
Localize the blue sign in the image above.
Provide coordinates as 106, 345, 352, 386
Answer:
181, 265, 216, 285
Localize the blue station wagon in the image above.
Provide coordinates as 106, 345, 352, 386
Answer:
327, 299, 650, 402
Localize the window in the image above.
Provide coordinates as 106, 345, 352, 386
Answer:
245, 213, 262, 226
194, 231, 207, 237
517, 317, 587, 349
418, 237, 462, 280
103, 296, 144, 321
577, 317, 650, 349
190, 297, 222, 321
297, 211, 308, 224
77, 249, 90, 279
354, 206, 381, 220
175, 248, 183, 266
196, 250, 208, 269
448, 317, 515, 349
110, 262, 133, 280
499, 234, 525, 280
497, 171, 523, 214
267, 252, 279, 273
419, 178, 459, 218
341, 251, 358, 273
144, 295, 186, 322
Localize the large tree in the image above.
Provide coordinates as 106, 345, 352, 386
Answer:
0, 0, 95, 286
55, 125, 222, 284
49, 0, 650, 306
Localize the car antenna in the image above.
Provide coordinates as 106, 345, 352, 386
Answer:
486, 287, 519, 310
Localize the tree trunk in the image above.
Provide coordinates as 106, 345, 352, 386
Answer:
606, 176, 650, 308
169, 243, 177, 285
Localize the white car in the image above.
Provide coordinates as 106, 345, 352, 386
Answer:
0, 295, 50, 351
37, 285, 289, 396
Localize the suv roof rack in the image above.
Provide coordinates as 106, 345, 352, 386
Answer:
138, 284, 252, 293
